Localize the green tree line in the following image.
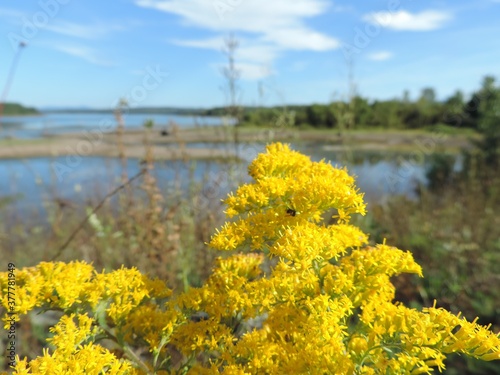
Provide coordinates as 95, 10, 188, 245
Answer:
235, 76, 499, 133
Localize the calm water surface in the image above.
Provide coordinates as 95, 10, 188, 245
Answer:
0, 141, 441, 220
0, 112, 225, 139
0, 113, 453, 220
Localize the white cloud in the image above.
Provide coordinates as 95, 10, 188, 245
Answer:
363, 10, 452, 31
0, 8, 123, 39
135, 0, 339, 80
173, 37, 279, 64
367, 51, 393, 61
235, 43, 280, 64
172, 36, 223, 50
44, 21, 123, 39
262, 28, 339, 51
236, 63, 274, 80
136, 0, 331, 33
211, 60, 273, 80
181, 37, 276, 80
53, 45, 114, 66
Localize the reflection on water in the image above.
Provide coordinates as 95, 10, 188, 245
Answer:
0, 140, 454, 224
294, 143, 429, 201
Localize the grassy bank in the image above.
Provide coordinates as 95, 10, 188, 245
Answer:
0, 126, 479, 160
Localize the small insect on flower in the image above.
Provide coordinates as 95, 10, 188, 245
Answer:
286, 208, 297, 217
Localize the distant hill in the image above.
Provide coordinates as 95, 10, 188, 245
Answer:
1, 102, 39, 116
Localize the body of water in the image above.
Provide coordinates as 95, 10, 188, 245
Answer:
0, 142, 439, 220
0, 156, 236, 217
0, 113, 455, 221
0, 112, 226, 139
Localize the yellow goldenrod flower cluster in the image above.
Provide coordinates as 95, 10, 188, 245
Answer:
1, 142, 499, 374
13, 314, 137, 375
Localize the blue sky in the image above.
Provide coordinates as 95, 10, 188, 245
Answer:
1, 0, 499, 109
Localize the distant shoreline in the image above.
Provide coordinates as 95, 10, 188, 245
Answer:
1, 113, 44, 118
40, 107, 218, 117
0, 127, 477, 161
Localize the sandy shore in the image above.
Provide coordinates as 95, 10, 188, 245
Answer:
0, 127, 476, 160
